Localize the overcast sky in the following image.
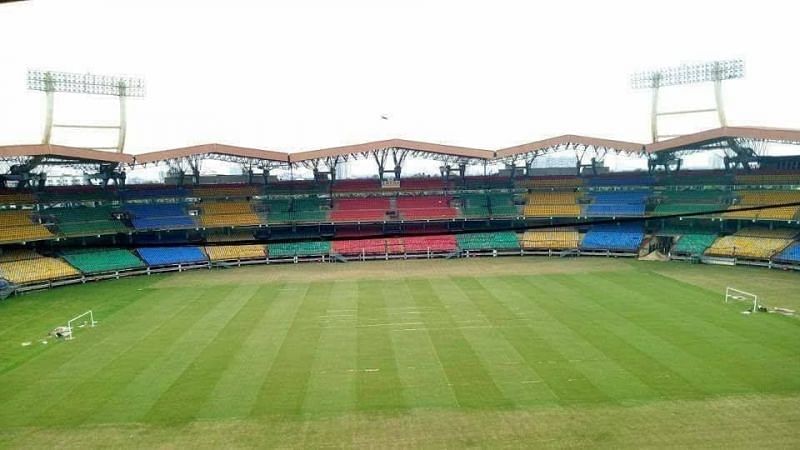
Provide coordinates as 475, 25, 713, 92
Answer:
1, 0, 798, 176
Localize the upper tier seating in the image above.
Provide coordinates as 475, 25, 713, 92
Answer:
460, 194, 490, 218
122, 186, 189, 200
724, 190, 800, 220
580, 223, 644, 252
487, 193, 518, 216
588, 175, 655, 186
462, 176, 512, 190
400, 178, 453, 190
60, 249, 145, 274
670, 233, 718, 256
585, 191, 649, 217
264, 180, 326, 195
521, 229, 581, 250
0, 253, 80, 284
199, 201, 262, 227
192, 184, 260, 199
330, 197, 389, 222
774, 242, 800, 263
267, 241, 331, 258
705, 227, 796, 260
136, 246, 208, 266
397, 196, 457, 220
456, 231, 519, 251
205, 245, 267, 261
0, 192, 36, 205
126, 203, 196, 230
0, 210, 54, 243
402, 235, 458, 253
519, 177, 583, 188
524, 191, 581, 217
37, 186, 116, 203
332, 179, 381, 193
47, 205, 129, 236
736, 173, 800, 185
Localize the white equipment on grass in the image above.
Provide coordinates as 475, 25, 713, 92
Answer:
62, 310, 97, 340
725, 287, 759, 312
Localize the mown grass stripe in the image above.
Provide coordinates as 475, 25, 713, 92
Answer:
451, 276, 615, 405
355, 280, 407, 411
301, 280, 358, 416
429, 278, 561, 407
385, 279, 459, 409
407, 279, 513, 409
200, 282, 307, 420
85, 285, 252, 423
251, 281, 333, 416
0, 287, 209, 427
142, 284, 266, 424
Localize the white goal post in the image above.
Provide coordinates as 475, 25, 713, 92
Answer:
725, 287, 758, 311
65, 310, 97, 340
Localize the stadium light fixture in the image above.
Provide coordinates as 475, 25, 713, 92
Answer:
27, 70, 145, 97
630, 59, 745, 143
26, 70, 146, 153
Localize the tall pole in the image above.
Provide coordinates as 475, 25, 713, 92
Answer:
42, 73, 55, 145
713, 63, 727, 127
650, 74, 661, 143
117, 82, 128, 153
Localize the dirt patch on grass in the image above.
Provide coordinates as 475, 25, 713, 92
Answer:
154, 257, 635, 288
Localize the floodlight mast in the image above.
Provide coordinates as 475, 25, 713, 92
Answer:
631, 59, 744, 142
26, 70, 145, 153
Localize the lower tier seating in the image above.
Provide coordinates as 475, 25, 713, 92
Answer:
456, 232, 519, 251
402, 235, 458, 253
705, 228, 796, 259
205, 245, 267, 261
521, 229, 581, 250
333, 238, 389, 255
267, 241, 331, 258
774, 242, 800, 263
580, 224, 644, 252
136, 247, 208, 266
0, 255, 80, 284
61, 249, 145, 273
670, 234, 718, 255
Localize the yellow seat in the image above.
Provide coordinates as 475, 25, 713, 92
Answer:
0, 257, 80, 284
204, 245, 266, 261
521, 229, 580, 249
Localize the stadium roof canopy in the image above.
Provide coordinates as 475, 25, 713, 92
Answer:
644, 126, 800, 154
495, 135, 646, 160
0, 144, 134, 166
289, 138, 493, 164
134, 143, 289, 166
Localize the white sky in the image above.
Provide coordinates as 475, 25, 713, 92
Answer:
1, 0, 799, 178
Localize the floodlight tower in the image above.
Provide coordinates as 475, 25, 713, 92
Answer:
27, 70, 145, 153
631, 59, 744, 143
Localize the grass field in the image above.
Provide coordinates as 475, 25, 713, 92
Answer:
0, 258, 798, 448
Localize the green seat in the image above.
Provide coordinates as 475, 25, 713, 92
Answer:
672, 234, 718, 255
61, 249, 145, 274
457, 232, 519, 251
268, 241, 331, 257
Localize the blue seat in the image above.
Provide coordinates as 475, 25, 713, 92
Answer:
774, 242, 800, 263
581, 223, 644, 252
126, 204, 195, 230
136, 246, 208, 266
